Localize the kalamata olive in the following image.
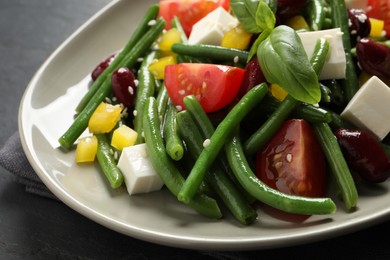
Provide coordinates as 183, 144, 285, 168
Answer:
356, 37, 390, 79
276, 0, 308, 22
91, 53, 116, 81
237, 58, 266, 99
335, 128, 390, 183
347, 8, 371, 44
111, 67, 137, 108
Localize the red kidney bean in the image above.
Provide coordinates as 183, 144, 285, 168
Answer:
91, 53, 116, 81
356, 38, 390, 79
111, 67, 137, 108
238, 58, 266, 99
347, 8, 371, 44
335, 128, 390, 183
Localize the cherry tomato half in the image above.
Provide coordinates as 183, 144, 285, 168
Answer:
158, 0, 230, 36
164, 63, 245, 113
256, 119, 327, 198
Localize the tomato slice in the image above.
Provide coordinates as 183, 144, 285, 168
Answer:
366, 0, 390, 36
158, 0, 230, 36
256, 119, 326, 198
164, 63, 245, 113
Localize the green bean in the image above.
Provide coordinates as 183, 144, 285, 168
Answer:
95, 133, 123, 189
163, 101, 184, 161
310, 37, 330, 76
319, 83, 332, 104
75, 4, 160, 113
225, 132, 336, 215
313, 122, 358, 210
171, 43, 248, 65
178, 83, 268, 204
244, 95, 299, 156
58, 18, 165, 150
134, 51, 158, 144
330, 0, 359, 101
183, 95, 256, 204
305, 0, 326, 31
155, 83, 169, 127
176, 110, 257, 225
256, 94, 332, 123
143, 96, 222, 219
244, 38, 329, 156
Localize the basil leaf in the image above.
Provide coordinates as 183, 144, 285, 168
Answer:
230, 0, 262, 34
247, 29, 271, 61
255, 1, 276, 32
257, 25, 321, 104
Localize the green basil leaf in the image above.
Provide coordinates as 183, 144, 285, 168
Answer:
255, 1, 276, 31
230, 0, 262, 34
257, 25, 321, 104
247, 29, 271, 61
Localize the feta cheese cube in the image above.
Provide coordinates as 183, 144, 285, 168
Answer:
298, 28, 346, 80
188, 7, 238, 45
341, 76, 390, 140
117, 143, 164, 195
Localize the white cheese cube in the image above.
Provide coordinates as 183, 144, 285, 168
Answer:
188, 7, 238, 45
117, 143, 164, 195
341, 76, 390, 140
298, 28, 346, 80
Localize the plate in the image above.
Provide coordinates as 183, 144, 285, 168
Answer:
18, 0, 390, 251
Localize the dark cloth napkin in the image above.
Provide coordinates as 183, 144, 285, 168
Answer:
0, 132, 56, 199
0, 131, 257, 259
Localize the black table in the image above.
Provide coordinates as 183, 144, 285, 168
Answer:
1, 0, 390, 259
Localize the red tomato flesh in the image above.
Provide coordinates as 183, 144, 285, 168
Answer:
158, 0, 230, 36
164, 63, 245, 113
256, 119, 326, 198
366, 0, 390, 36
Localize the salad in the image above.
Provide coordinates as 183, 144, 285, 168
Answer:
58, 0, 390, 225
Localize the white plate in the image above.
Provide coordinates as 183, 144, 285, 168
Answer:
18, 0, 390, 251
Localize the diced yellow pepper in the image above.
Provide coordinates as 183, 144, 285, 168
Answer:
369, 18, 385, 38
76, 135, 98, 163
286, 15, 309, 31
158, 28, 182, 52
148, 56, 176, 80
88, 102, 122, 133
111, 125, 138, 151
221, 24, 252, 50
269, 84, 288, 101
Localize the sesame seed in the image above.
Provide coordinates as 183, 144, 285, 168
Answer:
137, 57, 144, 62
105, 97, 112, 103
133, 110, 138, 116
134, 79, 139, 87
114, 151, 119, 160
128, 86, 134, 95
203, 139, 211, 148
176, 105, 183, 111
178, 89, 186, 95
233, 56, 239, 63
148, 19, 156, 26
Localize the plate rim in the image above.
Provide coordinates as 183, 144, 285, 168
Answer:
17, 0, 390, 251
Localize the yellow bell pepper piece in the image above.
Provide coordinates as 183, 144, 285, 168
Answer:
76, 135, 98, 163
221, 24, 252, 50
88, 102, 122, 133
286, 15, 309, 31
369, 18, 385, 38
148, 56, 176, 80
111, 125, 138, 151
158, 28, 182, 52
269, 84, 288, 101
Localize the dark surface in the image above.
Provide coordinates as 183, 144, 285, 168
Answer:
1, 0, 390, 259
